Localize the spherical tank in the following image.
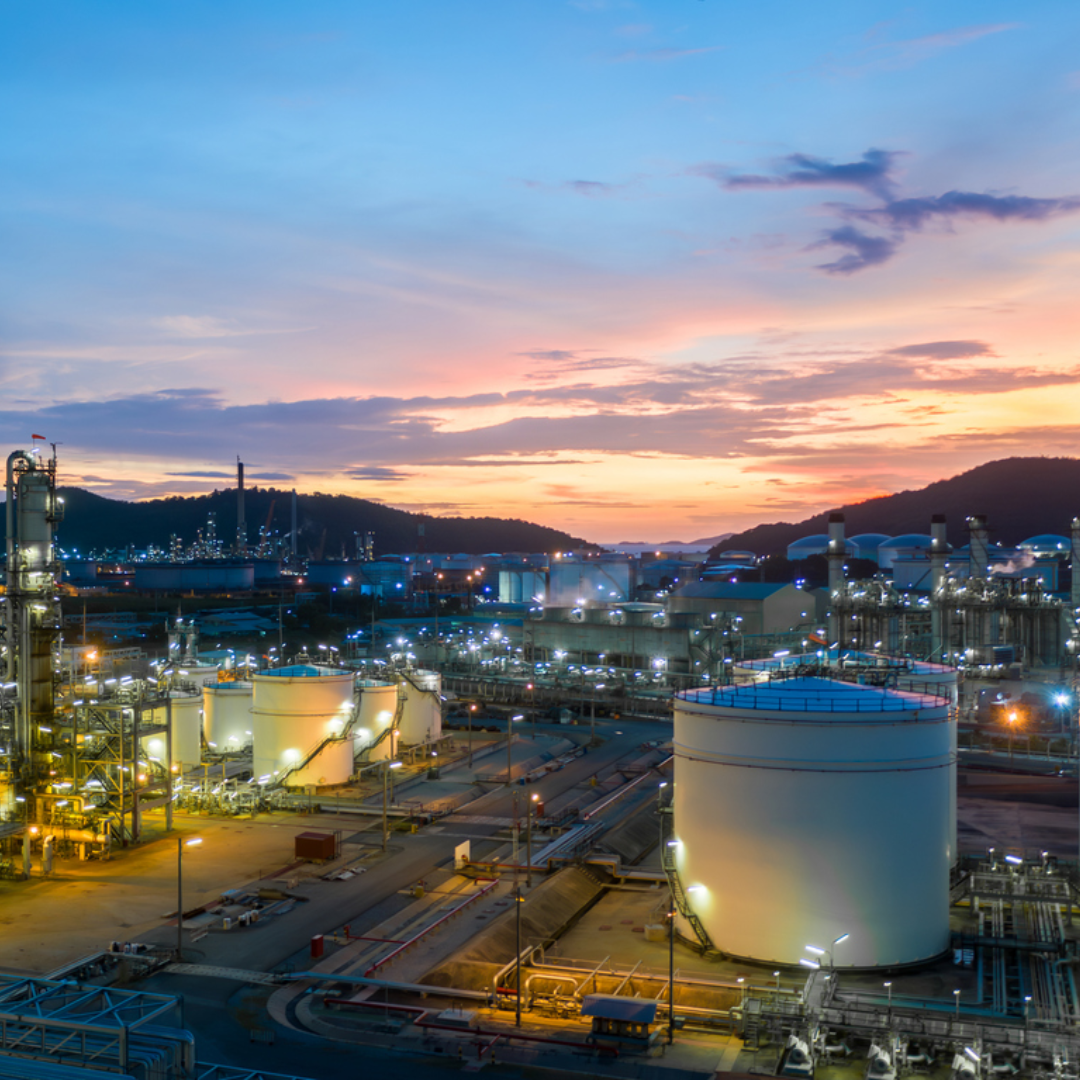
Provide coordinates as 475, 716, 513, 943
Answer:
354, 681, 398, 761
672, 677, 953, 968
251, 666, 355, 786
203, 682, 254, 750
143, 693, 203, 767
397, 670, 442, 744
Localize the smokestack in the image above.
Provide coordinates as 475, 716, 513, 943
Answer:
930, 515, 950, 661
1071, 518, 1080, 612
827, 513, 846, 593
236, 458, 246, 555
291, 489, 298, 558
967, 515, 989, 578
827, 512, 845, 647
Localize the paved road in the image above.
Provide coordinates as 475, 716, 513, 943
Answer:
136, 717, 672, 1076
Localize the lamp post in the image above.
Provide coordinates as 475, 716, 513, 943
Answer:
668, 907, 676, 1045
507, 714, 523, 786
806, 932, 849, 975
884, 981, 892, 1025
468, 704, 476, 769
382, 761, 403, 852
526, 793, 538, 887
954, 988, 961, 1020
177, 837, 202, 960
515, 886, 524, 1027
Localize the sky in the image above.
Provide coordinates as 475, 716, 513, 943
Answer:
3, 1, 1080, 544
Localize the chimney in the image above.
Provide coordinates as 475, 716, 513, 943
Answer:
929, 515, 950, 661
1071, 518, 1080, 612
966, 515, 989, 578
236, 458, 246, 556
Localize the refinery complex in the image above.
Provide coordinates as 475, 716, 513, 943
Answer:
5, 445, 1080, 1080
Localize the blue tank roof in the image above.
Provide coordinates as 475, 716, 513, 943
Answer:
880, 534, 933, 548
1019, 534, 1069, 552
788, 534, 831, 549
679, 677, 946, 716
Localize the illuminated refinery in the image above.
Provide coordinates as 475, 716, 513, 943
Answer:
4, 445, 1080, 1080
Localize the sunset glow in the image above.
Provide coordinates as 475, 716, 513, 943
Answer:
3, 1, 1079, 542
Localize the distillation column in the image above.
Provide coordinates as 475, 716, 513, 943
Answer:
827, 513, 846, 645
5, 448, 63, 785
967, 515, 989, 577
929, 514, 950, 661
1072, 517, 1080, 614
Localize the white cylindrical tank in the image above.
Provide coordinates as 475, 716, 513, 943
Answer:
354, 681, 398, 761
142, 693, 203, 767
398, 670, 442, 744
251, 665, 355, 786
203, 682, 254, 750
672, 677, 953, 968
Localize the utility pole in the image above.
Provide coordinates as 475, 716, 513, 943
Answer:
668, 907, 676, 1045
515, 886, 523, 1027
526, 793, 538, 887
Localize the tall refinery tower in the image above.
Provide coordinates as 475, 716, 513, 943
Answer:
4, 445, 63, 790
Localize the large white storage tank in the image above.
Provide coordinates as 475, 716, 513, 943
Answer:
354, 680, 398, 761
672, 677, 953, 968
251, 666, 356, 786
203, 682, 254, 750
398, 670, 442, 745
142, 692, 203, 767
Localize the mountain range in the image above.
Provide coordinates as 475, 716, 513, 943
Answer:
49, 486, 588, 558
711, 458, 1080, 558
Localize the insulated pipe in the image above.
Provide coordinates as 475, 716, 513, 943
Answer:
1071, 518, 1080, 613
967, 515, 990, 578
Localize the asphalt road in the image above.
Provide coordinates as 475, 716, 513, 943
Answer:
138, 716, 673, 1077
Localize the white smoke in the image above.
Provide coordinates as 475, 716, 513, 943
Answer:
988, 551, 1037, 576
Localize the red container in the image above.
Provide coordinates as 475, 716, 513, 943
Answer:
295, 831, 336, 861
310, 934, 324, 958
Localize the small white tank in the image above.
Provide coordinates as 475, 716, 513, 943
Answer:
142, 692, 203, 767
203, 682, 254, 750
251, 665, 356, 786
398, 670, 442, 744
354, 681, 398, 761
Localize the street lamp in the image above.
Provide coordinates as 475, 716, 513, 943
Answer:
526, 793, 539, 887
382, 761, 403, 852
177, 837, 202, 960
668, 907, 676, 1045
507, 715, 523, 786
514, 886, 525, 1027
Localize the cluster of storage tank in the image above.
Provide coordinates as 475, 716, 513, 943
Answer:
141, 664, 443, 788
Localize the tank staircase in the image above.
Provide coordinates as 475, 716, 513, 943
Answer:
275, 702, 361, 788
658, 788, 717, 955
355, 690, 405, 765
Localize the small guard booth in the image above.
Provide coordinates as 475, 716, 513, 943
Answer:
580, 994, 661, 1052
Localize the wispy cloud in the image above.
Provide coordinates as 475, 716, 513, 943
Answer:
889, 341, 993, 360
850, 190, 1080, 230
711, 146, 1080, 273
809, 225, 898, 274
701, 149, 899, 199
612, 46, 722, 62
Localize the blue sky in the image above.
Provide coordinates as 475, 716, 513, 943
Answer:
3, 1, 1080, 541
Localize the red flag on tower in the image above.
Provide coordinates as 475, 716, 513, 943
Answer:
31, 434, 45, 440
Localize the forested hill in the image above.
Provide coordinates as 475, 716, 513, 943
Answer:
47, 486, 589, 557
712, 457, 1080, 558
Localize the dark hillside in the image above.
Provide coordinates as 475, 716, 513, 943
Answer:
713, 458, 1080, 558
45, 487, 587, 557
